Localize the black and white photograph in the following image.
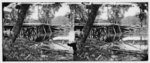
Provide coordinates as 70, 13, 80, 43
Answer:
1, 1, 148, 61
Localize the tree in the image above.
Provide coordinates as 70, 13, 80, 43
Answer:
80, 4, 101, 46
39, 3, 61, 38
69, 3, 100, 45
11, 4, 30, 43
136, 2, 148, 27
66, 3, 101, 60
107, 5, 130, 33
69, 4, 88, 24
73, 4, 100, 60
40, 3, 61, 23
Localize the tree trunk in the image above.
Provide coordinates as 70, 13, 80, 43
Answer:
11, 4, 30, 43
80, 5, 100, 46
74, 4, 100, 61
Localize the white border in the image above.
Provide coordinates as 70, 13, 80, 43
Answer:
0, 0, 149, 63
1, 0, 150, 2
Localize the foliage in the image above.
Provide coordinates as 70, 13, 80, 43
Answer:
75, 38, 147, 61
3, 38, 73, 61
136, 2, 148, 27
107, 5, 130, 24
39, 3, 61, 23
69, 4, 88, 23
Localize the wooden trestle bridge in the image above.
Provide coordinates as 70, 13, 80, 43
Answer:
3, 23, 131, 42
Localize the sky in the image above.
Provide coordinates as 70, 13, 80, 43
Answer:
54, 3, 70, 17
4, 3, 141, 20
4, 3, 16, 12
30, 5, 39, 20
98, 6, 111, 20
124, 4, 140, 17
29, 3, 70, 20
98, 4, 140, 20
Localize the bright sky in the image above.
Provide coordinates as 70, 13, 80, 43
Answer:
54, 3, 70, 17
4, 3, 70, 20
30, 3, 71, 20
4, 3, 140, 20
4, 7, 12, 12
98, 7, 111, 20
124, 4, 140, 17
3, 3, 16, 12
30, 5, 39, 20
98, 4, 140, 20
